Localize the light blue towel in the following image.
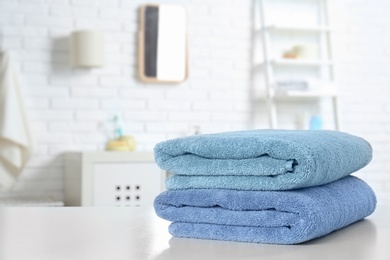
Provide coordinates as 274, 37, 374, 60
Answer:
155, 130, 372, 190
154, 176, 376, 244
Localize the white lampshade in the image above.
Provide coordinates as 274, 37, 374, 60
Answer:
70, 30, 104, 68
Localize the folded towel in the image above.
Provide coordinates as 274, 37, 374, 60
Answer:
155, 130, 372, 190
154, 176, 376, 244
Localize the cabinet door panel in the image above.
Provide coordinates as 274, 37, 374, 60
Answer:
93, 163, 163, 207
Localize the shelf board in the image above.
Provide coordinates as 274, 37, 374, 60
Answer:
257, 89, 338, 101
272, 59, 333, 66
276, 90, 337, 98
264, 25, 331, 32
256, 59, 334, 67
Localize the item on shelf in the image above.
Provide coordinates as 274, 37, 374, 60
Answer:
282, 44, 319, 60
112, 114, 123, 139
104, 113, 136, 152
119, 135, 137, 150
106, 135, 137, 152
293, 44, 319, 60
282, 49, 298, 59
309, 116, 323, 130
274, 80, 338, 96
106, 140, 128, 151
275, 80, 309, 91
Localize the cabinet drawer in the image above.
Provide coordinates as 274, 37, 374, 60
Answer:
93, 163, 163, 206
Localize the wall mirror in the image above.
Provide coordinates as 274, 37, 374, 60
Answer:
138, 4, 188, 83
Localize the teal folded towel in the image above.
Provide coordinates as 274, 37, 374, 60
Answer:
154, 176, 376, 244
154, 130, 372, 190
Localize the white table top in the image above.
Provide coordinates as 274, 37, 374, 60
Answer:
0, 204, 389, 260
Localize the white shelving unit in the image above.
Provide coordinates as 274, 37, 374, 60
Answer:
253, 0, 340, 130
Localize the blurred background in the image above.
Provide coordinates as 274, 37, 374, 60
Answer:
0, 0, 388, 206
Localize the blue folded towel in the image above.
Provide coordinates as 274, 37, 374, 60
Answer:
154, 176, 376, 244
155, 130, 372, 190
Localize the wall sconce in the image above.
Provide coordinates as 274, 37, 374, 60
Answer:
70, 30, 104, 68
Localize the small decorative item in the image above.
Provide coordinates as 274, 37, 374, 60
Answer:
106, 136, 137, 151
105, 115, 137, 152
282, 49, 298, 59
120, 136, 137, 150
309, 115, 323, 130
293, 44, 319, 60
282, 44, 319, 60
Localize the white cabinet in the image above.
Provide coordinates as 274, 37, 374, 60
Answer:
64, 152, 165, 207
253, 0, 340, 130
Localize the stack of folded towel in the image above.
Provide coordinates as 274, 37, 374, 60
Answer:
153, 130, 376, 244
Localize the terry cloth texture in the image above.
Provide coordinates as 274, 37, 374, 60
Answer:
154, 130, 372, 190
154, 176, 376, 244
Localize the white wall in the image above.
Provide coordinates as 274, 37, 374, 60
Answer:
0, 0, 252, 200
329, 0, 390, 204
0, 0, 389, 204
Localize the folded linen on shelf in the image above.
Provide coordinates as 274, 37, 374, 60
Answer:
155, 130, 372, 190
275, 80, 309, 91
154, 176, 376, 244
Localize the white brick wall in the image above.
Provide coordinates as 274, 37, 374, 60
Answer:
0, 0, 389, 204
0, 0, 252, 200
326, 0, 390, 204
